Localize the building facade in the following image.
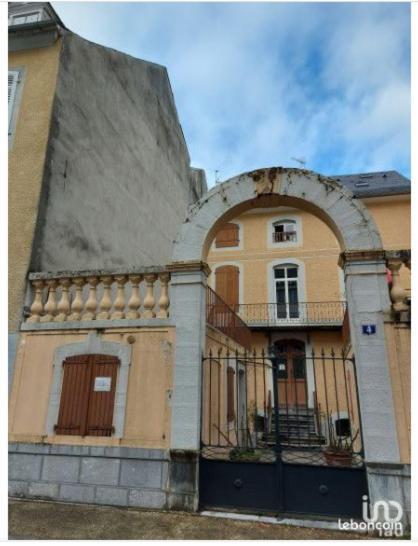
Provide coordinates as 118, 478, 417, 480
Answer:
9, 3, 411, 527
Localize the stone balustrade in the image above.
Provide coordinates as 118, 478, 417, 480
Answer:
25, 268, 171, 324
385, 250, 411, 315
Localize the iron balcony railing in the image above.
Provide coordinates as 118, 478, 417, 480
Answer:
206, 287, 252, 349
273, 231, 297, 243
236, 301, 347, 327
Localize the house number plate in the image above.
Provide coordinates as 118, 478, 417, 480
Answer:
94, 377, 112, 392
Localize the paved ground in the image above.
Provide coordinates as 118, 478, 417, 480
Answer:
9, 499, 370, 540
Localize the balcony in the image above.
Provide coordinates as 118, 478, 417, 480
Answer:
272, 231, 297, 243
236, 301, 347, 329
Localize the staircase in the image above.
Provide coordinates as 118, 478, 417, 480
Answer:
265, 407, 326, 447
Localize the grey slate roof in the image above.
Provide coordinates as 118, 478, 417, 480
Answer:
329, 171, 410, 198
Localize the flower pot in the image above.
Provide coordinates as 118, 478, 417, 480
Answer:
323, 449, 353, 467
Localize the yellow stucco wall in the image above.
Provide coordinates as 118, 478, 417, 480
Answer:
9, 327, 174, 449
9, 39, 61, 332
207, 197, 411, 304
385, 322, 410, 463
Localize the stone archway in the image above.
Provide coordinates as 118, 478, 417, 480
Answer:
173, 167, 382, 262
168, 167, 400, 510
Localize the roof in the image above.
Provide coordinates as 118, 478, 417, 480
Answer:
8, 2, 67, 30
330, 170, 410, 198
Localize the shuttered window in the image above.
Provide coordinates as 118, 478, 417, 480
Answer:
8, 70, 19, 135
227, 366, 235, 422
215, 265, 239, 311
55, 354, 119, 437
215, 223, 239, 248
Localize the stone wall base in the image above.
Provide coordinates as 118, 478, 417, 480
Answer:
366, 462, 411, 529
9, 443, 199, 511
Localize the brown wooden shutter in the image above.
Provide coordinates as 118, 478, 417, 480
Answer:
215, 265, 239, 311
215, 223, 239, 248
227, 366, 235, 422
55, 354, 119, 437
86, 355, 119, 437
55, 355, 91, 436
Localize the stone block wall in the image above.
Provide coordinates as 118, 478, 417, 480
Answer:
9, 443, 169, 509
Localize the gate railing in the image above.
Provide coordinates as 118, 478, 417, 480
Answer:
201, 347, 364, 467
206, 287, 252, 349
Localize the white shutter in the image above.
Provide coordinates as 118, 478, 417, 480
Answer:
8, 71, 19, 134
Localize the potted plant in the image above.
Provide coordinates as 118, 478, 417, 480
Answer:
323, 414, 359, 466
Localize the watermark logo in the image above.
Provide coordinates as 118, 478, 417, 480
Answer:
338, 495, 404, 537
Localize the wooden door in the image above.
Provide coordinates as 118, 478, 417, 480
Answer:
215, 265, 239, 311
276, 341, 307, 407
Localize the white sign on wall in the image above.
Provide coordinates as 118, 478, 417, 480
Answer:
94, 376, 112, 392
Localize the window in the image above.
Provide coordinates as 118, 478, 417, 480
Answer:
9, 11, 43, 26
215, 265, 239, 311
8, 71, 20, 135
227, 366, 235, 421
274, 265, 299, 319
215, 223, 239, 248
55, 354, 119, 437
272, 219, 297, 243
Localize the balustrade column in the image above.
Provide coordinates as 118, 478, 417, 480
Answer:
126, 275, 142, 319
55, 278, 71, 321
387, 259, 409, 312
97, 276, 113, 319
82, 276, 99, 321
68, 277, 86, 321
157, 272, 170, 318
27, 280, 45, 323
111, 275, 127, 319
143, 274, 157, 318
40, 279, 58, 322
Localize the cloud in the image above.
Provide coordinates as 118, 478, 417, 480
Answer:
52, 2, 411, 186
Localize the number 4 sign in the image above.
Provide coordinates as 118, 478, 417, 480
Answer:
362, 324, 376, 335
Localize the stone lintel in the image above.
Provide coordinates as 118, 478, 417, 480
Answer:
384, 249, 411, 263
167, 261, 211, 276
338, 249, 386, 268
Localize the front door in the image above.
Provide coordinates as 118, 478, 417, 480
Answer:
276, 340, 307, 407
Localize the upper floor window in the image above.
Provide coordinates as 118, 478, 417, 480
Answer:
272, 219, 297, 243
9, 10, 43, 26
215, 222, 240, 248
8, 70, 20, 137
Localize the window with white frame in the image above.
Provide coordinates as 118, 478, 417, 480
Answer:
272, 219, 297, 243
274, 264, 300, 319
9, 10, 43, 26
8, 70, 20, 136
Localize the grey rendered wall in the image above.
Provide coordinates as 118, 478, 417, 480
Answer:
30, 31, 206, 271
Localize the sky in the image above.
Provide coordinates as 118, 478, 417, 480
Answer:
52, 2, 411, 187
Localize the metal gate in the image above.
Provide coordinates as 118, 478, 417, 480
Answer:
199, 346, 368, 518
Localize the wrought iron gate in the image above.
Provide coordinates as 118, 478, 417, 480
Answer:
199, 347, 368, 518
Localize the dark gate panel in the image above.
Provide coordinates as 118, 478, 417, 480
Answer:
199, 458, 279, 513
282, 463, 367, 518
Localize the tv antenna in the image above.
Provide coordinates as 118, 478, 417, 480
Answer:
291, 156, 307, 167
214, 169, 221, 184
